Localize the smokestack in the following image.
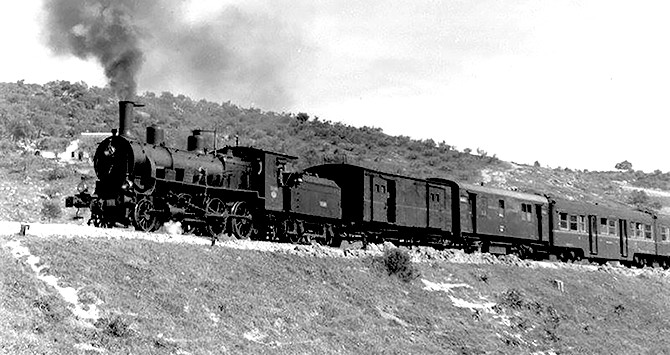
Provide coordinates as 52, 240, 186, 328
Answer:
119, 101, 134, 137
119, 101, 144, 137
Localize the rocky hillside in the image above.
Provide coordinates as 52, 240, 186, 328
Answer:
2, 223, 670, 354
1, 80, 670, 223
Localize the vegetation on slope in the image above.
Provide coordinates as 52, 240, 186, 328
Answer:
0, 80, 500, 181
1, 80, 670, 213
3, 235, 670, 354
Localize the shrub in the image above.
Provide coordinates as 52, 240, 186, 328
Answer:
41, 199, 62, 220
43, 186, 62, 198
379, 248, 420, 283
496, 288, 525, 310
96, 315, 134, 338
46, 166, 71, 181
32, 295, 68, 322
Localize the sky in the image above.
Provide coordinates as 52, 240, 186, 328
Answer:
1, 1, 670, 172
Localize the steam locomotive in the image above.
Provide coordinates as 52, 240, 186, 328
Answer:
67, 101, 670, 268
66, 101, 342, 245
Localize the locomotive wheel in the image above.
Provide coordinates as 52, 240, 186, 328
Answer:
90, 215, 113, 228
265, 219, 285, 241
231, 202, 255, 240
205, 198, 227, 237
324, 226, 342, 247
286, 220, 306, 244
133, 198, 160, 232
177, 193, 193, 209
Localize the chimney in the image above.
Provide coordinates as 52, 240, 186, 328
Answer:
118, 101, 144, 138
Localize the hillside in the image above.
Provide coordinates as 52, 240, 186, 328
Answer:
1, 79, 669, 222
3, 224, 670, 354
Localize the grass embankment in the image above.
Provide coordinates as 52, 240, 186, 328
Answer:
2, 235, 670, 354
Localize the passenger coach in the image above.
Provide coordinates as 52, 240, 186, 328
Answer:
305, 164, 461, 246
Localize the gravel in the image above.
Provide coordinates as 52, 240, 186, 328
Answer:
3, 220, 670, 279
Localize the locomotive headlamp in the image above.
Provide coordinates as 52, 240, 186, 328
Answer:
121, 179, 133, 191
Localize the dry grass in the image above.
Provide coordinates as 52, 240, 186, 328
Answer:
3, 235, 670, 354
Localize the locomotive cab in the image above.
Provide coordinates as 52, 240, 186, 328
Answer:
219, 146, 297, 212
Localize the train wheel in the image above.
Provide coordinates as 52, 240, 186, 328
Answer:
177, 193, 193, 209
133, 197, 159, 232
205, 198, 227, 238
324, 225, 341, 247
231, 202, 255, 240
285, 220, 302, 244
265, 220, 284, 241
91, 215, 113, 228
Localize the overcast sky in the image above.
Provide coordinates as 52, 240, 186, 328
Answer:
1, 1, 669, 172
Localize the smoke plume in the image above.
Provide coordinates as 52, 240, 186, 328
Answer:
41, 0, 310, 109
43, 0, 144, 100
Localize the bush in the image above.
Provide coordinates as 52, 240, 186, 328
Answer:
41, 199, 62, 220
96, 315, 134, 338
496, 288, 525, 310
379, 248, 420, 283
46, 166, 71, 181
43, 186, 61, 198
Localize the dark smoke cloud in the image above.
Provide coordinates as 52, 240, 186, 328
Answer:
42, 1, 311, 109
43, 0, 145, 100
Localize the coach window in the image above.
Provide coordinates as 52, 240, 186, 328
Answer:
644, 224, 653, 239
569, 215, 579, 231
578, 216, 586, 232
481, 197, 488, 216
661, 226, 669, 241
559, 213, 568, 230
608, 219, 617, 236
600, 218, 609, 235
498, 200, 505, 217
521, 203, 532, 221
634, 223, 643, 238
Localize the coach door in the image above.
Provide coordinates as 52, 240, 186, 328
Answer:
469, 193, 478, 233
588, 215, 599, 255
535, 204, 543, 241
371, 176, 389, 223
619, 219, 629, 257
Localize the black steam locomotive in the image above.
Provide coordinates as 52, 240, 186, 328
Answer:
67, 101, 342, 245
67, 101, 670, 267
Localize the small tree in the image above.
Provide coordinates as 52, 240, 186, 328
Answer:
379, 248, 420, 282
628, 190, 662, 211
295, 112, 309, 123
615, 160, 633, 171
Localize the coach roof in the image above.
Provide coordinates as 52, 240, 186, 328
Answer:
460, 183, 548, 204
